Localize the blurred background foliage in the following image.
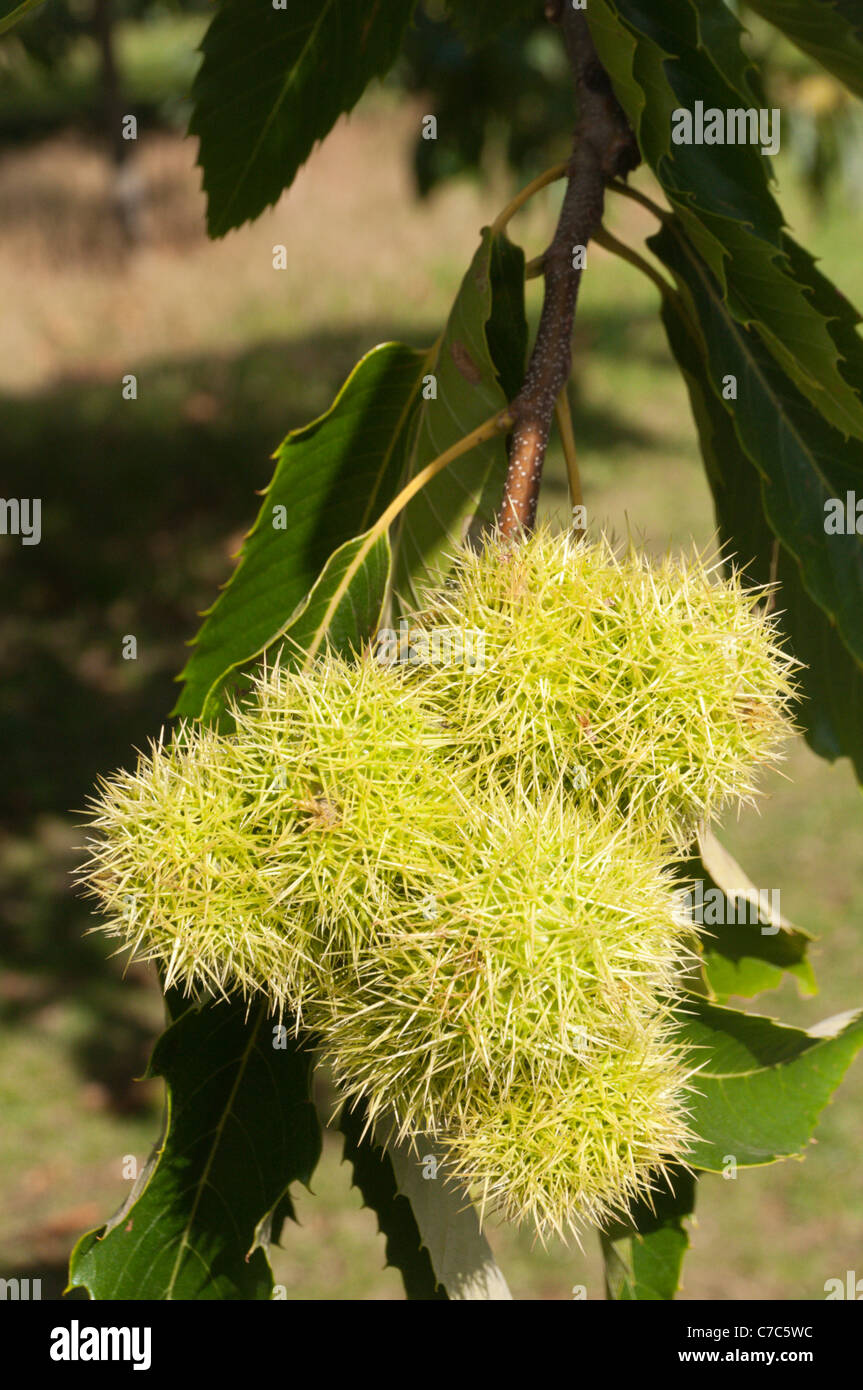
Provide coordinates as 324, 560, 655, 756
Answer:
396, 3, 863, 207
2, 1, 862, 205
1, 0, 862, 1300
0, 0, 206, 136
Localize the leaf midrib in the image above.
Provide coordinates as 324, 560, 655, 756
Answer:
214, 0, 337, 231
165, 1006, 265, 1299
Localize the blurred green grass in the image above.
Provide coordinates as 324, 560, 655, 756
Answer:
1, 70, 862, 1299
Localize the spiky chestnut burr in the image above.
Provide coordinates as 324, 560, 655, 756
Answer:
76, 526, 795, 1238
77, 724, 312, 1015
77, 655, 466, 1015
401, 526, 797, 846
307, 786, 695, 1139
438, 1004, 693, 1240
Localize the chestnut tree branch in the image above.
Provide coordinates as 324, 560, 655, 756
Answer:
498, 4, 639, 537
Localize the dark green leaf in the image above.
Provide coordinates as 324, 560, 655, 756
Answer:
200, 530, 392, 724
338, 1098, 447, 1301
69, 1003, 321, 1300
678, 998, 863, 1170
744, 0, 863, 101
693, 1, 764, 106
648, 219, 863, 778
273, 531, 391, 664
587, 0, 863, 440
601, 1167, 696, 1300
190, 0, 417, 236
486, 229, 529, 403
176, 224, 525, 716
174, 343, 426, 721
651, 216, 863, 666
767, 545, 863, 775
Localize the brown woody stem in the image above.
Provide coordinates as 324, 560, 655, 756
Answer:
497, 5, 639, 537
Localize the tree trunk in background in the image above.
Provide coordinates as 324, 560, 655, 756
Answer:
93, 0, 145, 244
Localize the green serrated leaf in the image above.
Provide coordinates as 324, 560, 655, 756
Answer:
189, 0, 417, 237
601, 1167, 696, 1300
338, 1098, 447, 1301
391, 226, 525, 613
681, 829, 817, 1000
587, 0, 863, 440
678, 998, 863, 1171
277, 530, 391, 663
200, 530, 392, 723
769, 544, 863, 775
176, 224, 525, 718
646, 225, 863, 658
745, 0, 863, 102
651, 213, 863, 681
174, 343, 426, 721
69, 1003, 321, 1300
692, 0, 764, 107
651, 244, 863, 779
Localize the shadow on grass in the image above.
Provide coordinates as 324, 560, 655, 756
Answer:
0, 316, 666, 1103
